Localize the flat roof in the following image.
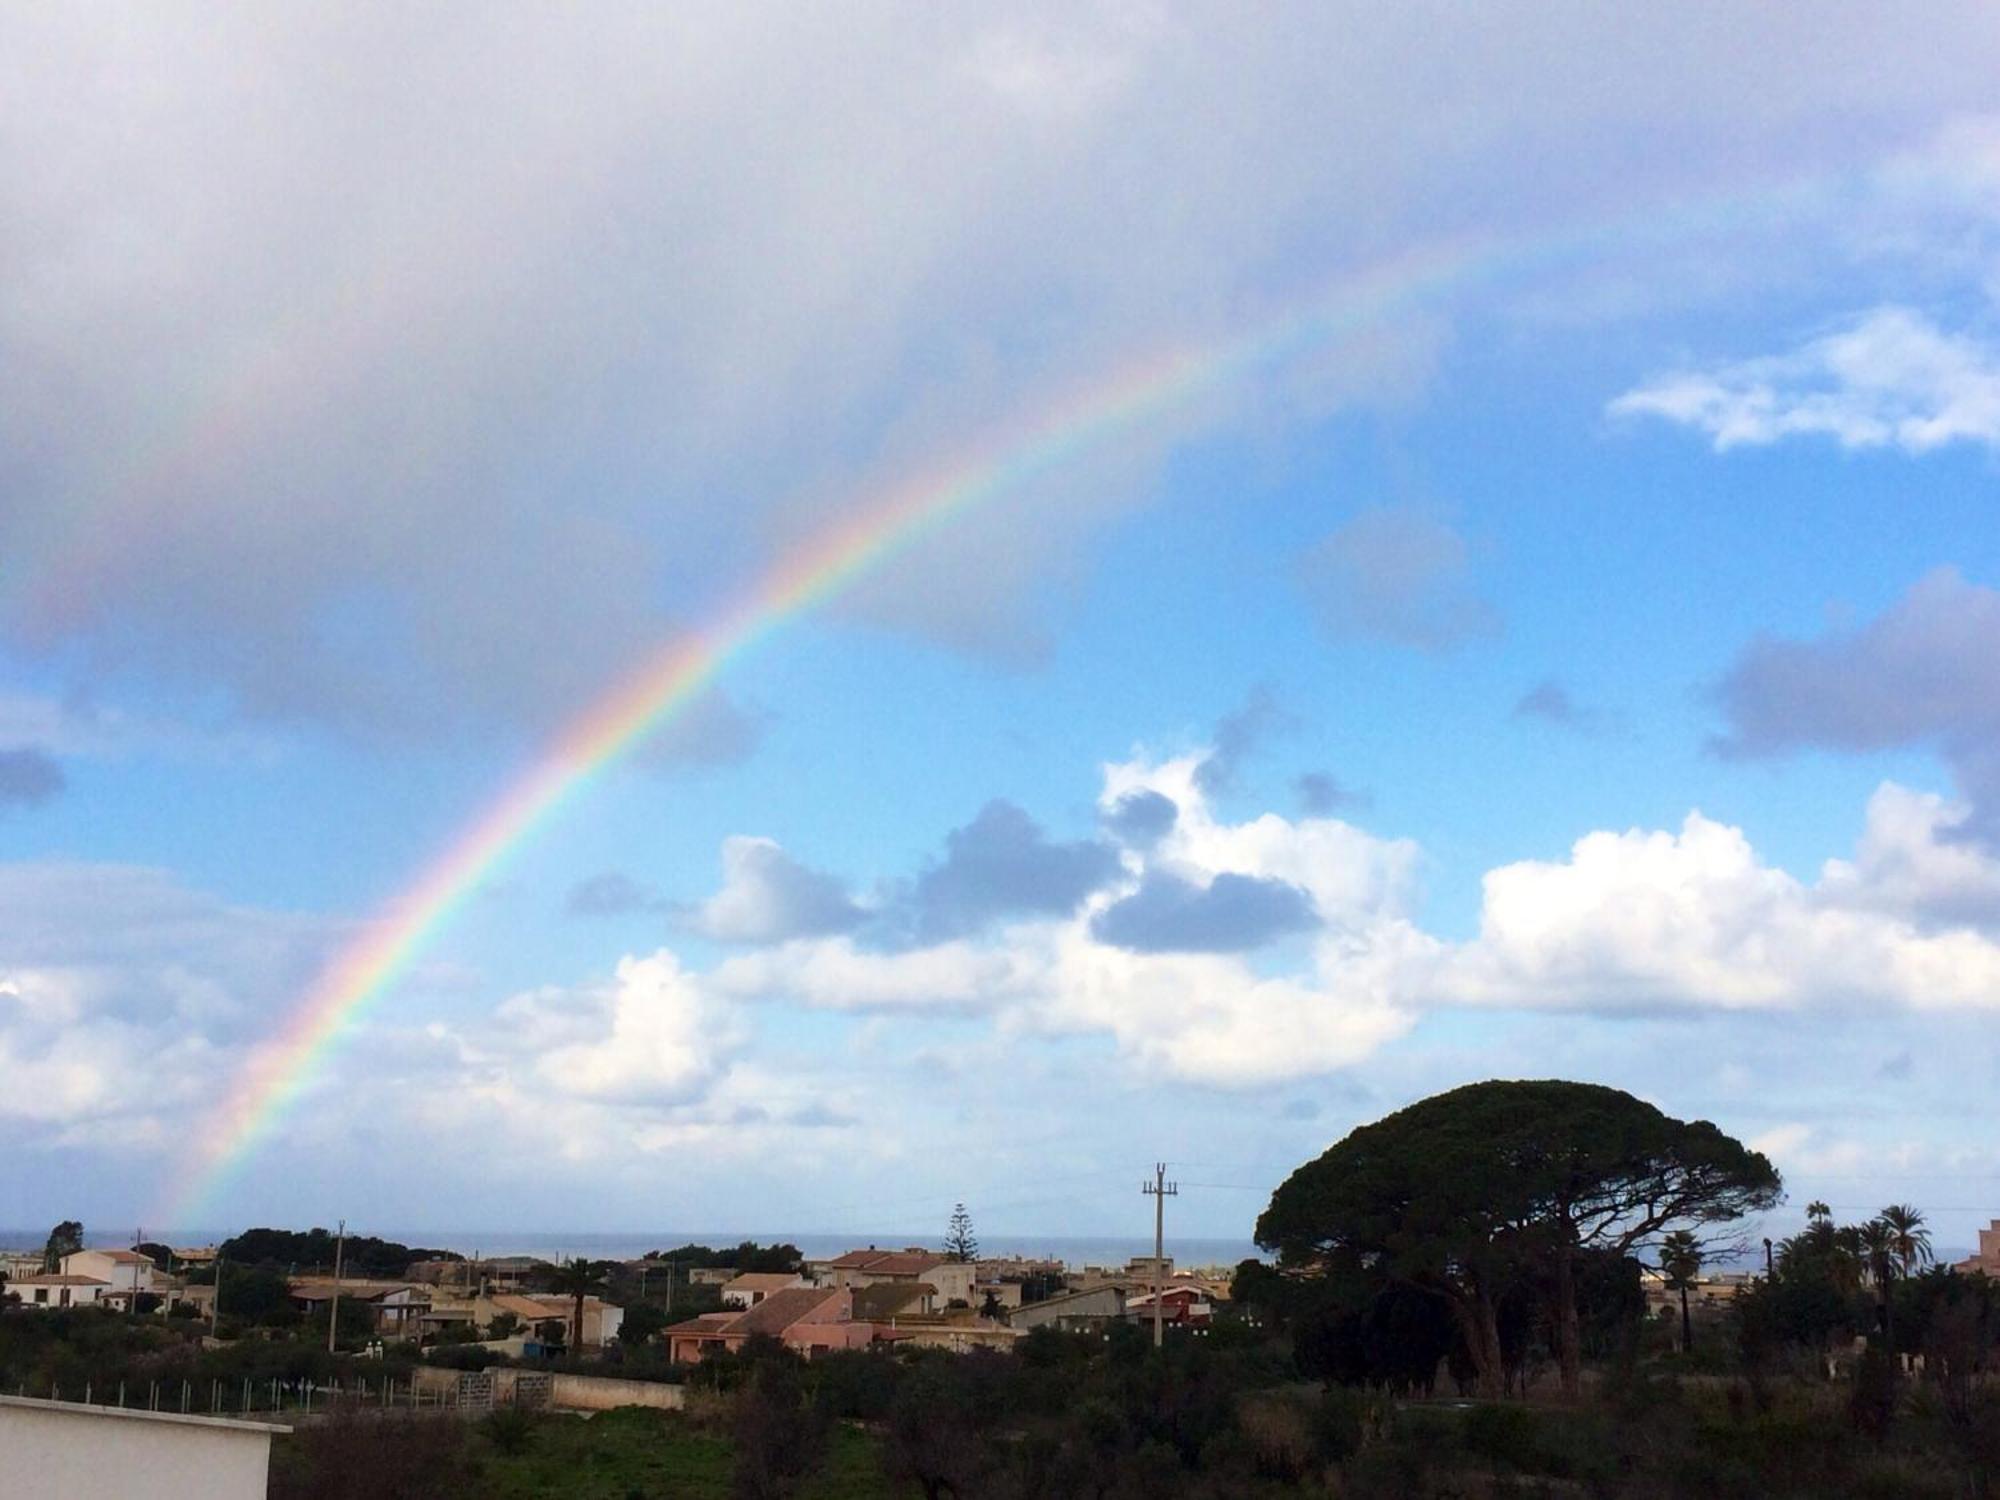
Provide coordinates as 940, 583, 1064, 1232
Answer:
0, 1394, 291, 1436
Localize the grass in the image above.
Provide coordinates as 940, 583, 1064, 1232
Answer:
469, 1406, 889, 1499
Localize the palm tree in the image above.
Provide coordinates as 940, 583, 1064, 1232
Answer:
1857, 1218, 1901, 1351
1878, 1204, 1933, 1279
550, 1258, 611, 1353
1806, 1200, 1832, 1222
1660, 1230, 1704, 1355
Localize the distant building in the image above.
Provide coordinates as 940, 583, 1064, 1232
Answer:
1125, 1286, 1213, 1328
720, 1271, 807, 1309
0, 1394, 286, 1500
60, 1249, 159, 1306
663, 1286, 883, 1362
287, 1278, 431, 1336
813, 1248, 976, 1307
1006, 1285, 1127, 1331
1956, 1220, 2000, 1277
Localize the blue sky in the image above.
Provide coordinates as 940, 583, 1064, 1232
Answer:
6, 4, 2000, 1254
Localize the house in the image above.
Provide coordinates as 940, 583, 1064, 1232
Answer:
1005, 1285, 1127, 1331
663, 1285, 884, 1363
9, 1274, 114, 1310
1955, 1220, 2000, 1276
881, 1313, 1023, 1354
2, 1250, 47, 1281
974, 1280, 1023, 1311
851, 1281, 937, 1322
287, 1278, 432, 1335
1125, 1286, 1213, 1328
815, 1249, 977, 1308
0, 1395, 288, 1500
417, 1289, 623, 1347
721, 1271, 807, 1308
60, 1249, 160, 1305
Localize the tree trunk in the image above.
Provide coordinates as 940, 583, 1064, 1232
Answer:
1454, 1286, 1507, 1398
1679, 1286, 1693, 1355
1553, 1245, 1582, 1399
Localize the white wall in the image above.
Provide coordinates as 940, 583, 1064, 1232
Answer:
0, 1397, 280, 1500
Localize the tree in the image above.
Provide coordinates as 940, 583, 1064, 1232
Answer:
548, 1259, 611, 1352
42, 1220, 84, 1272
944, 1203, 978, 1264
1807, 1200, 1832, 1222
731, 1361, 828, 1499
1256, 1080, 1780, 1398
134, 1241, 175, 1273
619, 1303, 669, 1346
1879, 1204, 1933, 1279
1660, 1229, 1703, 1354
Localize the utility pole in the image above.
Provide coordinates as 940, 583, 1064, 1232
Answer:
327, 1220, 345, 1355
1141, 1163, 1178, 1349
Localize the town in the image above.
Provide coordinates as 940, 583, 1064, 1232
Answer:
10, 1081, 2000, 1498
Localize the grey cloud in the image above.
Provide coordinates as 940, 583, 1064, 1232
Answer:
1713, 567, 2000, 831
0, 862, 337, 1036
905, 800, 1121, 941
635, 689, 771, 772
1514, 679, 1587, 728
1090, 870, 1320, 953
0, 747, 64, 807
1195, 687, 1294, 796
566, 872, 663, 918
7, 9, 1993, 739
1294, 771, 1365, 816
1297, 507, 1500, 651
682, 837, 865, 944
1878, 1050, 1914, 1081
1103, 788, 1178, 847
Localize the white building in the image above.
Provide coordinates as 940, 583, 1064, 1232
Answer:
0, 1395, 287, 1500
9, 1274, 113, 1310
60, 1249, 161, 1305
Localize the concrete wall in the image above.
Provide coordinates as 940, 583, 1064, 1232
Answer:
0, 1395, 280, 1500
410, 1364, 684, 1413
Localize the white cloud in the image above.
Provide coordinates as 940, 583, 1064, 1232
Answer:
1609, 306, 2000, 452
515, 951, 746, 1106
1442, 804, 2000, 1012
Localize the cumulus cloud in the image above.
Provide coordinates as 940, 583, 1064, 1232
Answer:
0, 863, 339, 1147
1296, 507, 1500, 651
1610, 307, 2000, 452
1090, 870, 1320, 953
1441, 807, 2000, 1012
679, 836, 865, 943
901, 800, 1121, 941
0, 746, 63, 807
518, 951, 745, 1106
1712, 567, 2000, 831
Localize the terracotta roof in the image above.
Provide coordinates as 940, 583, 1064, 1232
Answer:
722, 1272, 801, 1292
732, 1286, 844, 1336
662, 1312, 737, 1337
830, 1249, 947, 1277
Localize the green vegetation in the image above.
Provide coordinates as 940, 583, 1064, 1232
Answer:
218, 1227, 461, 1279
644, 1241, 804, 1274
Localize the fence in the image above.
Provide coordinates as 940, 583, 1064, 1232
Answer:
11, 1374, 459, 1419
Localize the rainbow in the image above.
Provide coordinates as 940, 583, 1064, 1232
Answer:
160, 171, 1842, 1222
